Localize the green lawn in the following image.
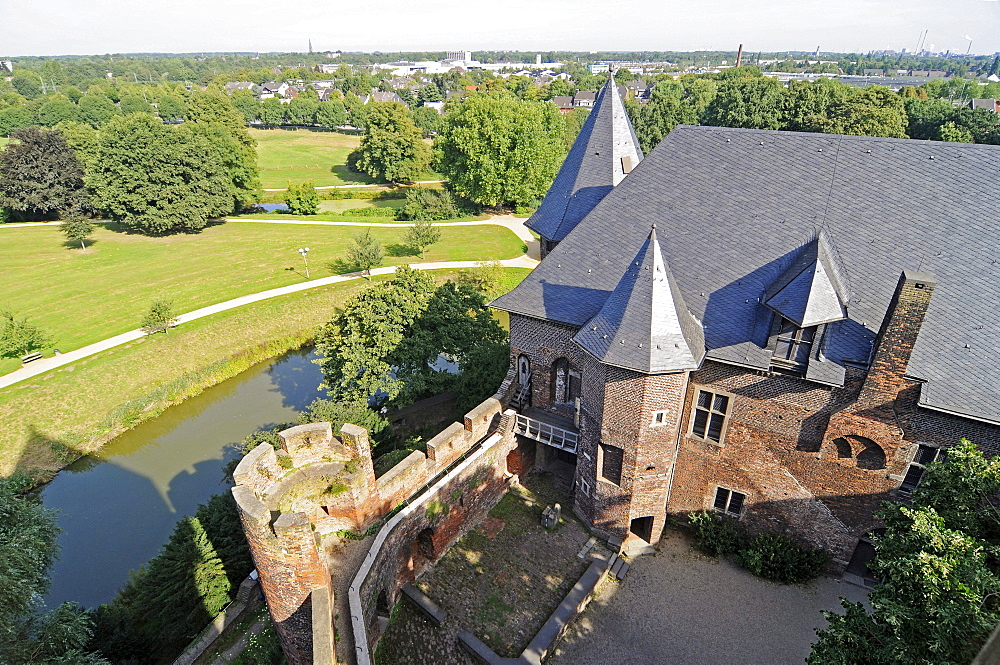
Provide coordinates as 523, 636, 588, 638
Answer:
250, 128, 442, 190
251, 127, 370, 189
0, 222, 526, 375
0, 267, 531, 480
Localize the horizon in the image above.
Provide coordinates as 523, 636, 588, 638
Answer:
3, 0, 999, 59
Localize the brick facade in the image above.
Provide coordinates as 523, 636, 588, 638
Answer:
507, 271, 1000, 566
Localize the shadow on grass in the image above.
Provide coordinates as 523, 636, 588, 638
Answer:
326, 258, 358, 274
61, 239, 100, 251
331, 164, 381, 185
386, 244, 419, 258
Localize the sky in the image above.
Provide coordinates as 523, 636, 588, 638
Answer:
3, 0, 999, 57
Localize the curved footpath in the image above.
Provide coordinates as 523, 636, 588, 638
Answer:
0, 217, 539, 390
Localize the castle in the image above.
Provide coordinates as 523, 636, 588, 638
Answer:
233, 77, 1000, 663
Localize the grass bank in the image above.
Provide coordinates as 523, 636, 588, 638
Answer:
0, 267, 532, 484
0, 222, 525, 375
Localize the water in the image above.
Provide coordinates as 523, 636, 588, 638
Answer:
40, 347, 324, 608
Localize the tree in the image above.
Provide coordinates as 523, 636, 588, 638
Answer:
937, 121, 974, 143
156, 93, 186, 122
951, 107, 1000, 145
354, 102, 431, 183
184, 90, 260, 210
315, 100, 347, 129
402, 218, 441, 258
809, 440, 1000, 665
258, 96, 285, 127
435, 93, 565, 208
10, 72, 43, 100
703, 75, 785, 130
282, 181, 319, 215
0, 481, 110, 665
632, 81, 698, 153
781, 78, 852, 132
89, 114, 233, 234
0, 126, 89, 222
60, 211, 94, 250
141, 300, 177, 334
314, 267, 507, 409
315, 265, 435, 405
346, 229, 385, 276
119, 94, 151, 115
76, 93, 120, 128
903, 98, 956, 140
825, 86, 908, 138
412, 105, 441, 135
35, 96, 79, 127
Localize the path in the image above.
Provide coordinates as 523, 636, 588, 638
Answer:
548, 532, 869, 665
261, 179, 447, 192
0, 256, 537, 390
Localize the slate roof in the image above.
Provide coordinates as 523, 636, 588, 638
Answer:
763, 231, 849, 327
493, 125, 1000, 424
573, 226, 705, 373
526, 77, 643, 244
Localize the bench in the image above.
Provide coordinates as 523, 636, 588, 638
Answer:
21, 352, 43, 364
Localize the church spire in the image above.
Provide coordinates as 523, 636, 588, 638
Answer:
526, 75, 643, 249
573, 226, 705, 374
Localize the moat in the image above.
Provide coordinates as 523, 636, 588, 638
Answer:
40, 347, 324, 608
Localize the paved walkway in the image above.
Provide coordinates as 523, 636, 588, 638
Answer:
0, 255, 537, 390
548, 532, 869, 665
261, 179, 447, 192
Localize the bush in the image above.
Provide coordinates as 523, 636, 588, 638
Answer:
739, 533, 829, 584
688, 510, 745, 556
688, 511, 828, 584
344, 205, 396, 218
396, 188, 478, 221
282, 181, 319, 215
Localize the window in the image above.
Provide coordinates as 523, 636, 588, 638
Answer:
899, 444, 946, 493
651, 410, 670, 426
772, 317, 817, 371
713, 487, 746, 516
690, 390, 731, 444
599, 443, 624, 485
551, 359, 581, 404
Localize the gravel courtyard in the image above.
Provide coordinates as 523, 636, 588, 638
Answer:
549, 530, 870, 665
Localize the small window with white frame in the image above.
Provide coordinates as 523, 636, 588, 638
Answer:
713, 487, 746, 516
651, 410, 670, 426
899, 443, 946, 494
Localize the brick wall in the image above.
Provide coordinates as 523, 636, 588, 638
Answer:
232, 400, 515, 665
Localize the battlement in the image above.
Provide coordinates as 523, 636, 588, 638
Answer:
231, 396, 515, 665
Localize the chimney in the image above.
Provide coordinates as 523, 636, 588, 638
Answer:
736, 44, 744, 68
857, 270, 936, 408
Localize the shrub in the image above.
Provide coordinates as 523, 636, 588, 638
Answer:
397, 188, 478, 221
739, 533, 829, 584
688, 510, 745, 556
345, 205, 396, 218
282, 181, 319, 215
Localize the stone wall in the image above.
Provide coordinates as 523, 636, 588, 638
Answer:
232, 398, 517, 665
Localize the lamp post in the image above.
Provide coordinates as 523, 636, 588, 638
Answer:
298, 247, 310, 279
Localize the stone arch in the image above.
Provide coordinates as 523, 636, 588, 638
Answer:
828, 435, 886, 470
854, 437, 886, 470
832, 437, 853, 458
376, 588, 391, 618
416, 527, 436, 561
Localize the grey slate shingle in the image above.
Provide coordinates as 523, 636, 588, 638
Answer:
493, 125, 1000, 425
572, 226, 705, 373
526, 77, 643, 243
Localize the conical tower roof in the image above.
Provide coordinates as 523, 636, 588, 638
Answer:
526, 77, 643, 244
764, 231, 849, 327
573, 226, 704, 373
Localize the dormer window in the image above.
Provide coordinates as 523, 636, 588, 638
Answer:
772, 317, 816, 372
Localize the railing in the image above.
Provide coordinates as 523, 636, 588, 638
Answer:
514, 414, 578, 453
